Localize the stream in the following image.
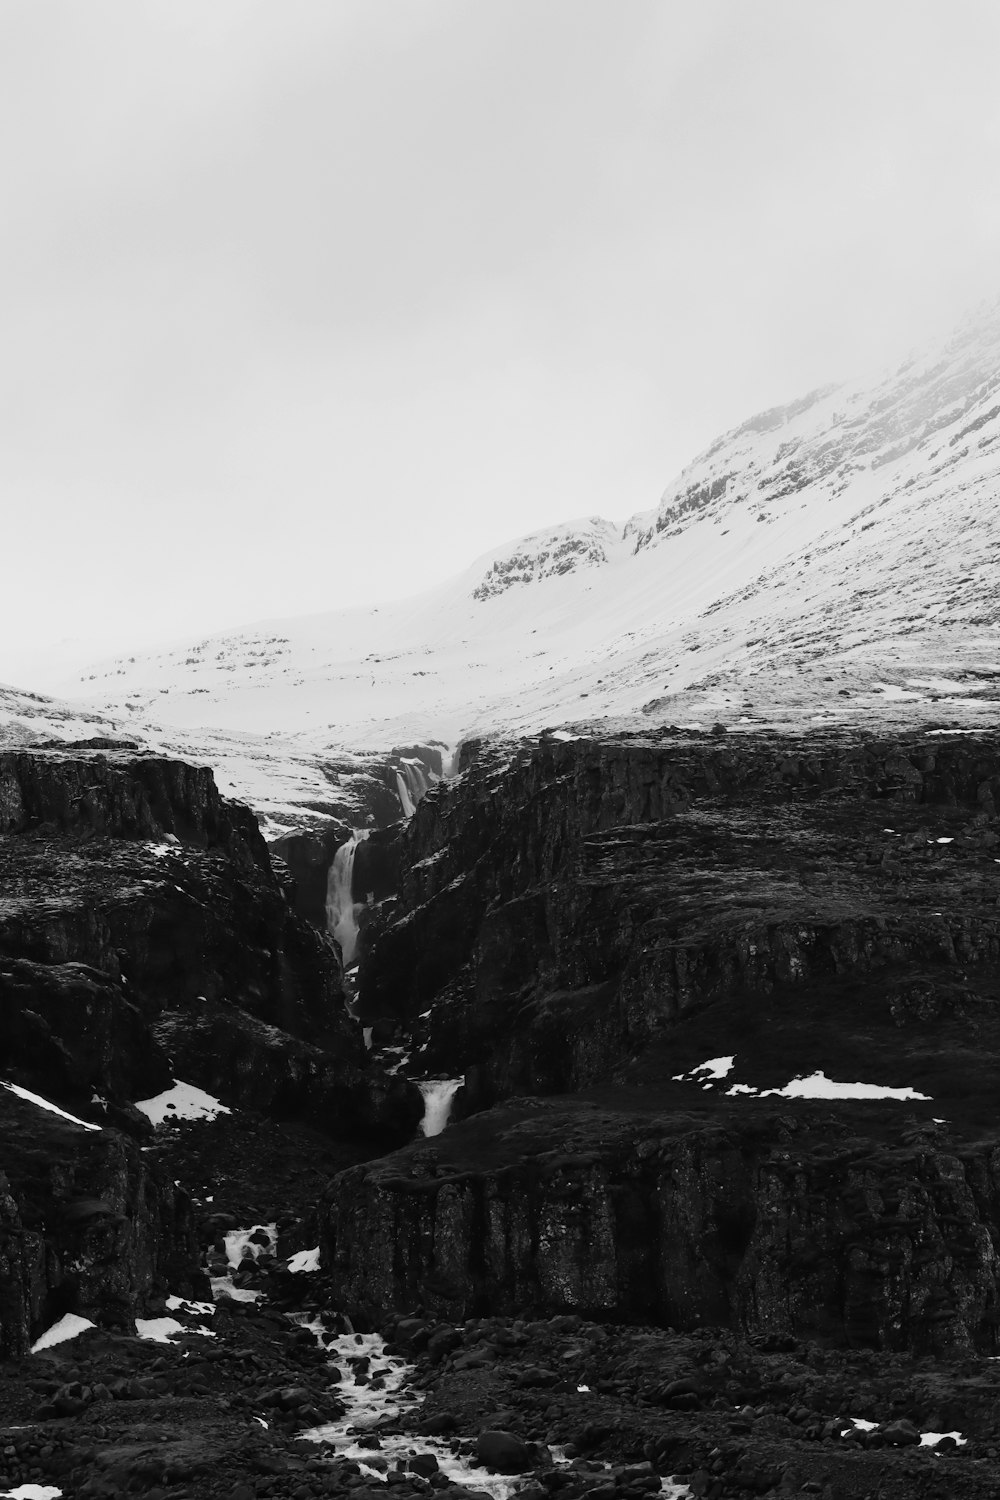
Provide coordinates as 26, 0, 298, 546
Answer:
220, 1228, 691, 1500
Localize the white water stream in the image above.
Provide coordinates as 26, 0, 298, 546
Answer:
395, 758, 433, 818
326, 832, 369, 966
295, 1322, 545, 1500
418, 1078, 463, 1137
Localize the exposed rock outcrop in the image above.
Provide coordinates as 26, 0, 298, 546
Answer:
323, 1098, 1000, 1355
0, 747, 359, 1111
0, 1088, 200, 1358
342, 728, 1000, 1352
359, 731, 1000, 1098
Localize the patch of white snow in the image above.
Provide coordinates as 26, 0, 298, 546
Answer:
135, 1317, 215, 1343
672, 1056, 735, 1082
134, 1081, 231, 1125
30, 1314, 96, 1352
1, 1081, 101, 1132
287, 1247, 321, 1274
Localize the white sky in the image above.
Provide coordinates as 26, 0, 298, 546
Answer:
4, 0, 1000, 680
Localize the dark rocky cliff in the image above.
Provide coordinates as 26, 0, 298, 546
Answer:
334, 728, 1000, 1352
0, 1088, 200, 1359
0, 746, 420, 1355
359, 731, 1000, 1096
0, 746, 422, 1132
324, 1098, 1000, 1355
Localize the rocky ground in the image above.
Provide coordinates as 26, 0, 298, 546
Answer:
4, 732, 1000, 1499
4, 1114, 1000, 1500
6, 1106, 1000, 1500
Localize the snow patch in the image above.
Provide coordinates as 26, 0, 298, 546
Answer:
165, 1295, 215, 1316
1, 1487, 64, 1499
135, 1317, 215, 1343
135, 1081, 231, 1125
30, 1314, 96, 1352
672, 1056, 735, 1083
1, 1081, 101, 1132
287, 1246, 321, 1274
725, 1071, 931, 1101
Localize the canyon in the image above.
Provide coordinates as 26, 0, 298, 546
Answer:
3, 303, 1000, 1498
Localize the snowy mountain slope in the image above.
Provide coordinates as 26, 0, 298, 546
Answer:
0, 684, 401, 837
6, 299, 1000, 819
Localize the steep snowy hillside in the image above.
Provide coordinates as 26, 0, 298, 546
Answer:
6, 299, 999, 820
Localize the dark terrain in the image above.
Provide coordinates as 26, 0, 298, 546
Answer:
2, 730, 1000, 1499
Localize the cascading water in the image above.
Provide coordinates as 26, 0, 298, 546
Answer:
417, 1078, 463, 1137
441, 742, 462, 778
395, 757, 432, 818
393, 744, 461, 817
326, 831, 369, 966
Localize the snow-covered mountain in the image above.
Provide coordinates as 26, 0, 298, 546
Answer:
6, 298, 1000, 825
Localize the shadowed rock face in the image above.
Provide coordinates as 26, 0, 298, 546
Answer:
359, 731, 1000, 1095
322, 1100, 1000, 1355
339, 728, 1000, 1351
0, 1088, 201, 1358
0, 747, 421, 1352
0, 748, 355, 1108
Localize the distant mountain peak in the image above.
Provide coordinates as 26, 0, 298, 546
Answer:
6, 295, 1000, 815
469, 516, 622, 601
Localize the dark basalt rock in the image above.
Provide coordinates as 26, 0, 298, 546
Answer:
269, 822, 352, 930
155, 997, 422, 1144
0, 1087, 200, 1358
359, 731, 1000, 1096
0, 747, 359, 1112
322, 1098, 1000, 1355
0, 747, 268, 861
0, 746, 418, 1354
342, 729, 1000, 1353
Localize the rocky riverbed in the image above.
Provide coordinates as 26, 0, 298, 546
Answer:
6, 1108, 1000, 1500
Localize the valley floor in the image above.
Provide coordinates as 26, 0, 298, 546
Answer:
4, 727, 1000, 1500
5, 1109, 1000, 1500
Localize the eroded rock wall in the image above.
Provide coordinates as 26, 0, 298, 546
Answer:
0, 1092, 200, 1358
358, 732, 1000, 1096
323, 1103, 1000, 1355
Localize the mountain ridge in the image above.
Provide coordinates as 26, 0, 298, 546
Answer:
4, 298, 1000, 824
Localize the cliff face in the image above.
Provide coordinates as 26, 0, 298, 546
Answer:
359, 732, 1000, 1098
322, 1101, 1000, 1355
0, 746, 420, 1353
0, 1088, 200, 1358
0, 747, 361, 1114
338, 728, 1000, 1351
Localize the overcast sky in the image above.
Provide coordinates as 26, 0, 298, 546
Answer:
4, 0, 1000, 681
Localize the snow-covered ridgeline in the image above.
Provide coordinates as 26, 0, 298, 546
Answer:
326, 831, 370, 966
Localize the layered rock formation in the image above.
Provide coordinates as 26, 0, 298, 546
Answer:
359, 731, 1000, 1092
333, 728, 1000, 1352
324, 1099, 1000, 1354
0, 745, 420, 1354
0, 1088, 200, 1358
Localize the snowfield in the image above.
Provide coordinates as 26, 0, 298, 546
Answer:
3, 299, 1000, 823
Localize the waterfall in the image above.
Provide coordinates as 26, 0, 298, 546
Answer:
417, 1078, 463, 1137
441, 742, 462, 778
395, 756, 433, 818
395, 769, 416, 818
325, 831, 369, 966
